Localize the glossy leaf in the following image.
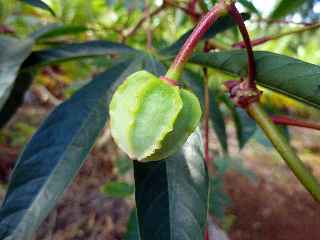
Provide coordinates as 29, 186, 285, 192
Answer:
20, 0, 55, 16
160, 13, 250, 55
270, 0, 305, 19
0, 59, 142, 240
0, 36, 33, 111
191, 50, 320, 110
134, 130, 209, 240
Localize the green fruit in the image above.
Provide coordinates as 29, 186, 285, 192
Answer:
109, 70, 202, 161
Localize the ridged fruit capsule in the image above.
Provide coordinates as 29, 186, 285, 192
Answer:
109, 70, 202, 161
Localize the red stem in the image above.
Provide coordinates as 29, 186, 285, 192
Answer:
225, 3, 256, 89
272, 115, 320, 131
169, 2, 225, 74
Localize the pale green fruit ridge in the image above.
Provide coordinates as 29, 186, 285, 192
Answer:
145, 89, 202, 161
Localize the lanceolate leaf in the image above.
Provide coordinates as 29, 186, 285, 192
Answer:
160, 13, 250, 55
0, 59, 142, 240
0, 40, 136, 129
191, 50, 320, 110
23, 40, 137, 68
20, 0, 55, 16
134, 130, 209, 240
0, 36, 33, 111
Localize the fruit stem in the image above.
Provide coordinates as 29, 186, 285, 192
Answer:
247, 102, 320, 202
224, 2, 256, 90
165, 1, 226, 80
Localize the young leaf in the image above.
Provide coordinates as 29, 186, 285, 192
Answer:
20, 0, 55, 16
0, 36, 33, 111
270, 0, 305, 19
134, 130, 209, 240
191, 50, 320, 110
0, 59, 142, 240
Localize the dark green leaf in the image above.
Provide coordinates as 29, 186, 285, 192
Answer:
22, 41, 137, 69
0, 59, 142, 240
134, 130, 209, 240
20, 0, 55, 16
0, 36, 33, 111
124, 208, 141, 240
183, 69, 228, 152
0, 71, 34, 129
0, 40, 135, 129
210, 92, 228, 153
221, 96, 256, 149
182, 69, 205, 107
233, 108, 256, 149
160, 13, 250, 55
191, 50, 320, 110
270, 0, 305, 19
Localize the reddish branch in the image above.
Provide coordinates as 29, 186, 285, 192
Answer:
272, 115, 320, 131
234, 22, 320, 48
